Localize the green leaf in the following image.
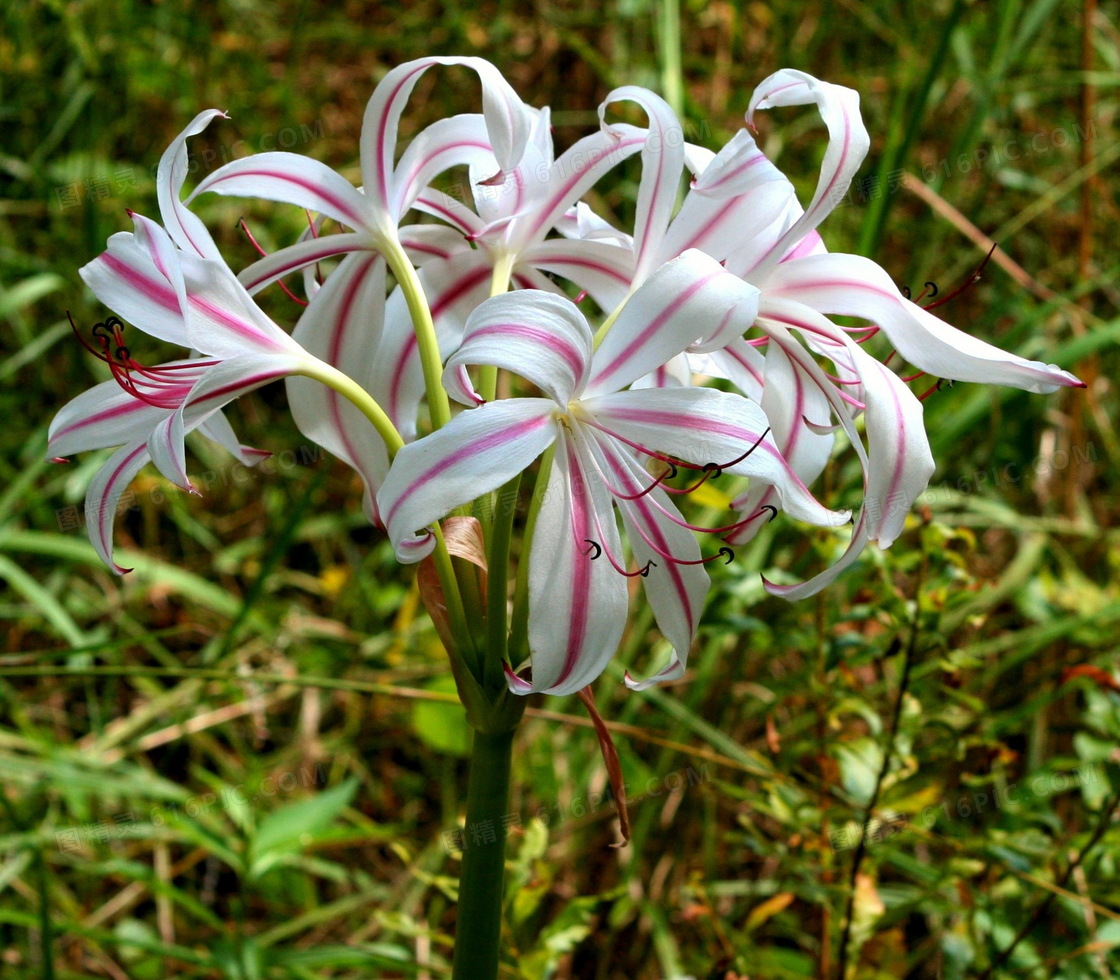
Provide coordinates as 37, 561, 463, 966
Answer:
248, 776, 358, 878
410, 674, 471, 757
836, 737, 884, 808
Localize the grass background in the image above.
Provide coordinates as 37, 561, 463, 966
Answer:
2, 0, 1118, 977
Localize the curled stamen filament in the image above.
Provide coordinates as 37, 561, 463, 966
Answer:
69, 311, 212, 410
239, 218, 308, 307
582, 538, 655, 577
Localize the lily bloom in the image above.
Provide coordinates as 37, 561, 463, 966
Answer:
376, 252, 849, 695
566, 69, 1083, 595
47, 213, 390, 571
711, 70, 1082, 594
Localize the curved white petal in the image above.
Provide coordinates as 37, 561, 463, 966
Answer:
377, 399, 558, 563
467, 108, 553, 228
521, 429, 627, 695
192, 152, 371, 232
727, 341, 835, 541
197, 411, 269, 466
600, 87, 685, 285
690, 129, 778, 198
583, 432, 708, 688
693, 338, 766, 401
555, 201, 632, 248
397, 223, 471, 266
661, 131, 791, 267
48, 379, 173, 459
393, 114, 499, 219
178, 252, 303, 358
79, 232, 189, 347
147, 411, 192, 491
360, 57, 531, 218
411, 188, 489, 238
723, 182, 806, 280
523, 237, 635, 312
84, 442, 151, 573
764, 252, 1084, 392
287, 253, 392, 521
587, 250, 760, 396
747, 69, 870, 276
513, 128, 646, 250
237, 233, 368, 296
581, 385, 848, 529
765, 511, 872, 600
760, 297, 935, 548
157, 108, 227, 260
176, 355, 304, 434
445, 291, 592, 406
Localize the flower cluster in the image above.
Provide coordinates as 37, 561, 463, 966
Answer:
50, 58, 1081, 700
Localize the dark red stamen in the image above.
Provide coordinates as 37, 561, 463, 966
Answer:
238, 218, 308, 307
70, 310, 213, 410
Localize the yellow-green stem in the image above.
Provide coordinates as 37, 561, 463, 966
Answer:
478, 252, 516, 404
294, 361, 404, 457
382, 242, 452, 430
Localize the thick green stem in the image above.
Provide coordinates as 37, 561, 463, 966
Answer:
452, 727, 515, 980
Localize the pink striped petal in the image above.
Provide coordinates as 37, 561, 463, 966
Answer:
726, 342, 834, 541
237, 233, 368, 296
765, 252, 1083, 392
599, 87, 685, 284
410, 188, 489, 238
48, 379, 171, 459
360, 57, 531, 218
759, 297, 934, 548
764, 511, 872, 600
377, 399, 558, 563
443, 291, 592, 406
192, 153, 371, 232
178, 252, 303, 358
147, 411, 193, 492
197, 412, 269, 466
392, 114, 499, 219
79, 232, 189, 347
397, 224, 471, 266
584, 431, 707, 685
287, 253, 391, 522
660, 131, 791, 267
581, 385, 848, 529
520, 429, 627, 696
514, 128, 646, 250
746, 69, 870, 278
84, 442, 151, 573
523, 237, 635, 312
587, 250, 759, 396
157, 109, 227, 260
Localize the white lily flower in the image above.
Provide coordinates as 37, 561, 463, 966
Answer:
376, 252, 849, 695
47, 213, 389, 571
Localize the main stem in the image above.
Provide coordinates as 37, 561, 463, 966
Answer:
452, 727, 515, 980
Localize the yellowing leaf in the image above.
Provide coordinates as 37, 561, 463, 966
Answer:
745, 891, 794, 931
